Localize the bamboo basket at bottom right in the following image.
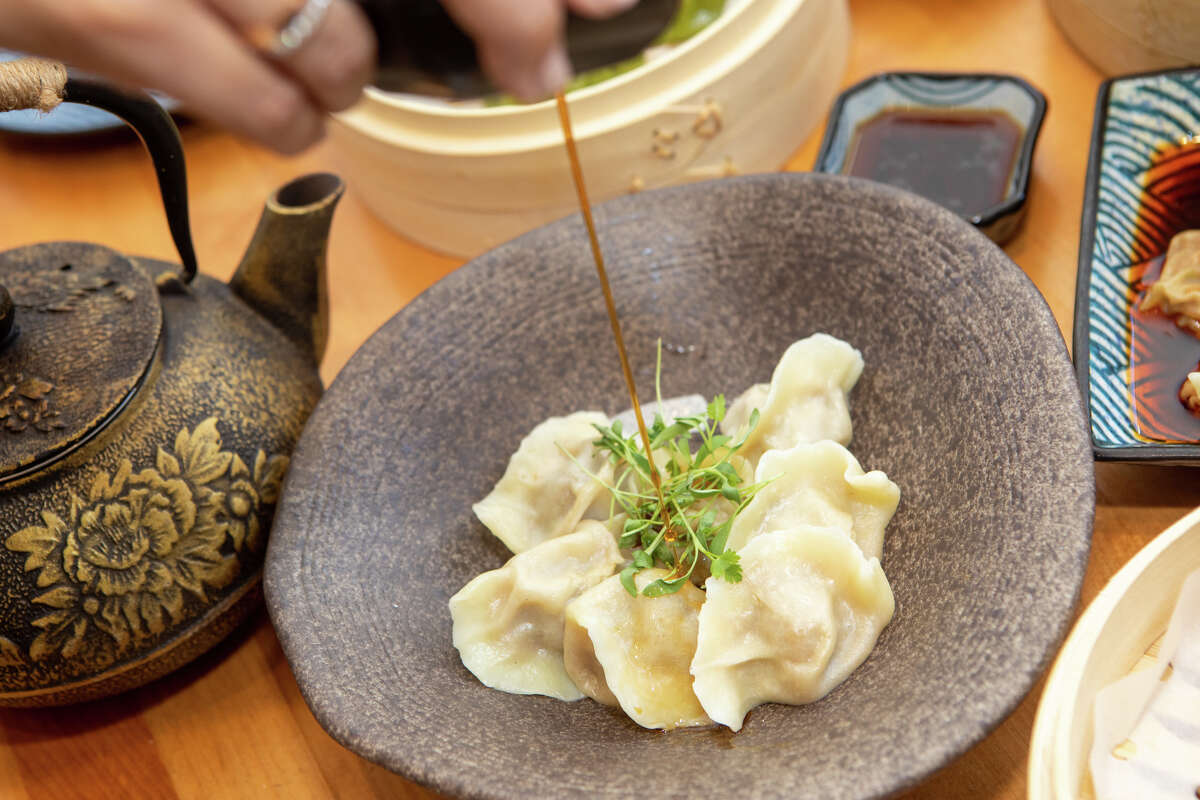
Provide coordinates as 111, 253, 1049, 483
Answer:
1028, 505, 1200, 799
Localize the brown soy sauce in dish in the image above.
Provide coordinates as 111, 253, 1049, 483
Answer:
1128, 142, 1200, 442
844, 108, 1023, 219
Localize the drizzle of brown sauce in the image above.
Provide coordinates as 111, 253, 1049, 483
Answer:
555, 92, 669, 527
1127, 140, 1200, 442
844, 108, 1022, 219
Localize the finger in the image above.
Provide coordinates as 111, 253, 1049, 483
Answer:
440, 0, 570, 102
206, 0, 376, 113
284, 0, 375, 111
15, 0, 326, 153
567, 0, 640, 19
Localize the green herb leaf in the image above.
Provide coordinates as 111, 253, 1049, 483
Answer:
710, 518, 733, 554
711, 551, 742, 583
624, 518, 650, 535
707, 394, 726, 424
640, 528, 658, 550
619, 565, 639, 597
641, 577, 687, 597
714, 461, 740, 482
694, 435, 732, 465
589, 340, 763, 598
651, 421, 695, 449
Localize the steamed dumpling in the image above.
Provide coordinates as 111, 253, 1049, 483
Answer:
727, 440, 899, 561
563, 569, 711, 729
1140, 229, 1200, 334
722, 334, 864, 467
723, 383, 768, 441
690, 526, 894, 731
449, 521, 622, 701
473, 411, 612, 553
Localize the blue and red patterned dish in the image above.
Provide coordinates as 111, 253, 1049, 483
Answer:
1074, 67, 1200, 463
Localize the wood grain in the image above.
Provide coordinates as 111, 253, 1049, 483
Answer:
1, 0, 1195, 797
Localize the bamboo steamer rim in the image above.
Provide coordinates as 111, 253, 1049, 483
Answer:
1028, 504, 1200, 800
336, 0, 817, 154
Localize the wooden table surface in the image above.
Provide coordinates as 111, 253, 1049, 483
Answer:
2, 0, 1198, 797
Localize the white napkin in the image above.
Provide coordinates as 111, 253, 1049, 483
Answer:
1090, 570, 1200, 799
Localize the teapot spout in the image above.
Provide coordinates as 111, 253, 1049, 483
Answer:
230, 173, 344, 365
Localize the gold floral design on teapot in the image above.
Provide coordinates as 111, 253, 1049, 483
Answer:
0, 374, 64, 434
5, 417, 287, 661
4, 265, 136, 313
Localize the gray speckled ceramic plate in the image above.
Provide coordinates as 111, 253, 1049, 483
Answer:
264, 173, 1095, 800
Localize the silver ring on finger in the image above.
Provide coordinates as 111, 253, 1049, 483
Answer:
268, 0, 334, 57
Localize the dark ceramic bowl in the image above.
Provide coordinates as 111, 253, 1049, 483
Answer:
264, 173, 1094, 799
1073, 67, 1200, 463
813, 72, 1047, 245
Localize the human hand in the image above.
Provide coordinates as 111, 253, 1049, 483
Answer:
0, 0, 639, 154
0, 0, 376, 153
440, 0, 639, 101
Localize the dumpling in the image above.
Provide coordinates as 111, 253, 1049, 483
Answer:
690, 526, 894, 731
727, 440, 899, 561
723, 382, 768, 441
722, 334, 864, 467
449, 521, 622, 701
473, 411, 613, 553
1140, 229, 1200, 335
1181, 370, 1200, 413
563, 569, 711, 729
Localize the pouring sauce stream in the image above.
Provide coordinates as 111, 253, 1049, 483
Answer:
554, 91, 671, 535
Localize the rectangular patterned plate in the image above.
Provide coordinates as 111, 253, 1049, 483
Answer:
1075, 67, 1200, 462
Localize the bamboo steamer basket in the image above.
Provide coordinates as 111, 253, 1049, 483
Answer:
329, 0, 851, 257
1047, 0, 1200, 76
1028, 506, 1200, 799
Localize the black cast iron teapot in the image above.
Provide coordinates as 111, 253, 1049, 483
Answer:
0, 59, 336, 705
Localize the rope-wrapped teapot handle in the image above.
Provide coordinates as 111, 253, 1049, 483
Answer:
0, 57, 197, 286
0, 57, 67, 112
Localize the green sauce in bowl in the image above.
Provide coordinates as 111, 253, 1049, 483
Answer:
487, 0, 726, 105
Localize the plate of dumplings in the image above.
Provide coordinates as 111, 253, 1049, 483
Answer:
265, 173, 1095, 799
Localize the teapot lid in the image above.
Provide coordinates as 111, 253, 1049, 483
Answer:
0, 242, 162, 484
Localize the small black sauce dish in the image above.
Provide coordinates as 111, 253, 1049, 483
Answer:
813, 72, 1047, 245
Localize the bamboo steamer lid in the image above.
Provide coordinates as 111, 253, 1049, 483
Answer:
1048, 0, 1200, 76
329, 0, 851, 258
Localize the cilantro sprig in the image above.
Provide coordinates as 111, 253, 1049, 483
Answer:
589, 346, 761, 598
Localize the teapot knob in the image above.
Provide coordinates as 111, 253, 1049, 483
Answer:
0, 284, 14, 349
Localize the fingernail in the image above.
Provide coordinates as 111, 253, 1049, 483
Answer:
534, 46, 573, 99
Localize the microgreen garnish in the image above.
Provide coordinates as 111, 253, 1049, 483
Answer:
591, 344, 761, 597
